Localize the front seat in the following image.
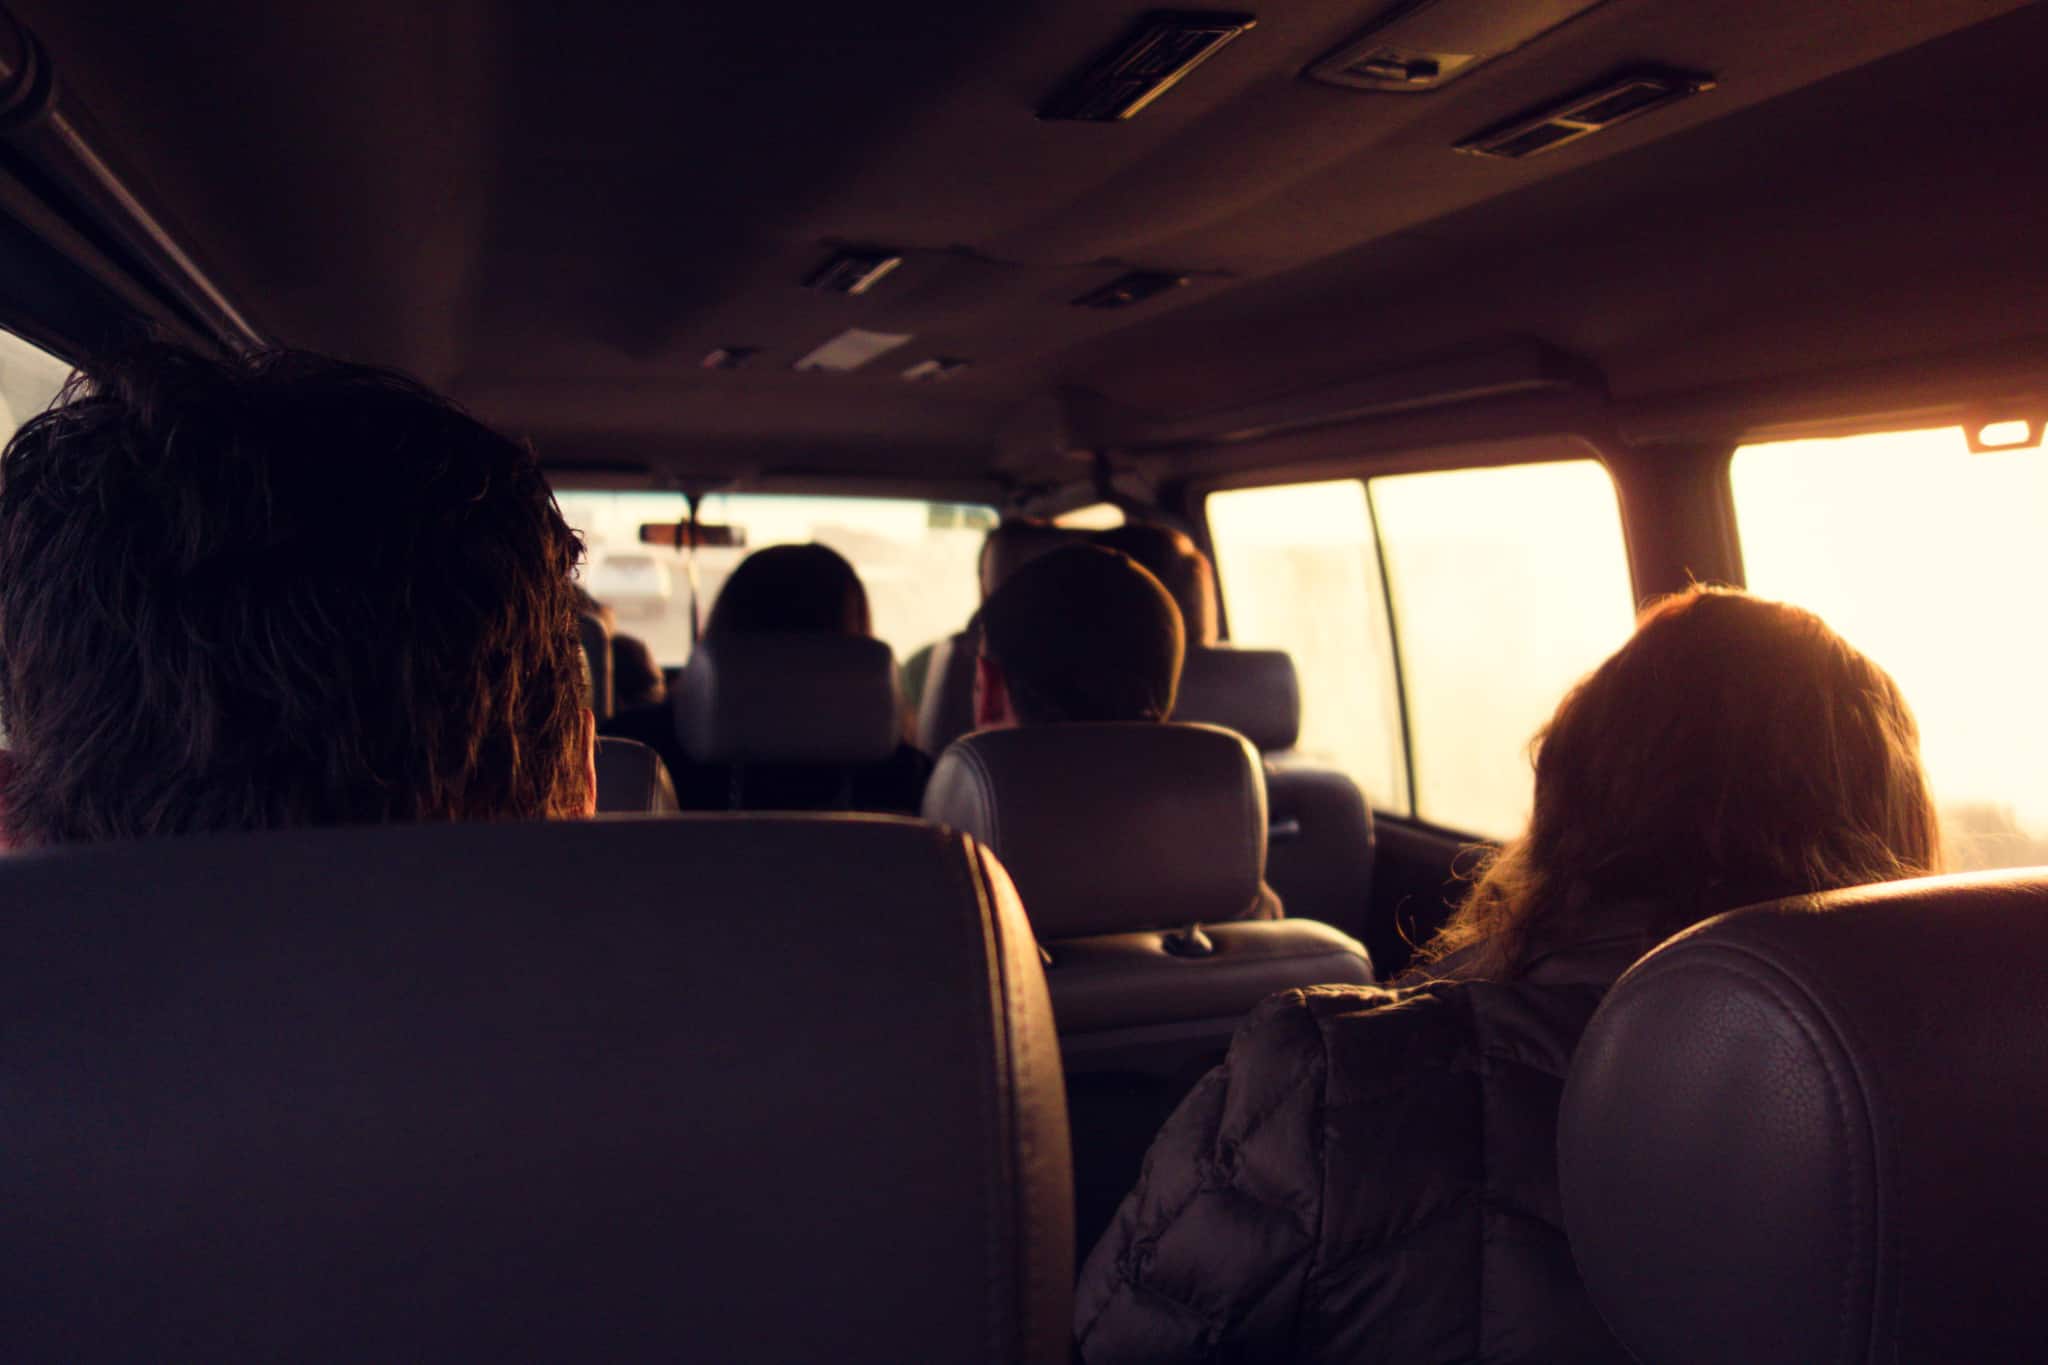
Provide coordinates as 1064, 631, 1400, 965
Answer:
674, 630, 912, 810
0, 817, 1070, 1362
1559, 870, 2048, 1365
576, 608, 612, 720
592, 735, 679, 813
923, 721, 1374, 1253
1173, 645, 1376, 943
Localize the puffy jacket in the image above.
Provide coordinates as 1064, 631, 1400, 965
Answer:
1073, 938, 1648, 1364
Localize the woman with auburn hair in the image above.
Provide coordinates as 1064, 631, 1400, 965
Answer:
1074, 586, 1940, 1365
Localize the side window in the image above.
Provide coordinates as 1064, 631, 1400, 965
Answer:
1208, 481, 1408, 811
1732, 425, 2048, 869
1208, 459, 1636, 837
0, 329, 75, 446
1370, 461, 1637, 836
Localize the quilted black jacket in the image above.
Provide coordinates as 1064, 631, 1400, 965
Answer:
1072, 941, 1646, 1364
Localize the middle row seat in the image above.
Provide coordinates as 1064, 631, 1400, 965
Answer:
1174, 645, 1378, 944
922, 721, 1375, 1253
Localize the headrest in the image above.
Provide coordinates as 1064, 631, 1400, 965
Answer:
1559, 871, 2048, 1365
982, 521, 1080, 597
0, 817, 1071, 1359
923, 722, 1268, 939
1089, 523, 1219, 646
916, 628, 980, 755
593, 736, 678, 813
576, 610, 612, 719
1172, 646, 1301, 752
677, 631, 901, 765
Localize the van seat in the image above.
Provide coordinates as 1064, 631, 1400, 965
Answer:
1174, 645, 1376, 943
923, 721, 1372, 1255
0, 816, 1069, 1360
1561, 870, 2048, 1365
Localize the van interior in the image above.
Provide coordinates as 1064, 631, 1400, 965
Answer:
0, 0, 2043, 1357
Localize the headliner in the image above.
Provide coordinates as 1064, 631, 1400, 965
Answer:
10, 0, 2047, 493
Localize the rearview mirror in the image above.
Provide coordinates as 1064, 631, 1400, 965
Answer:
639, 522, 746, 549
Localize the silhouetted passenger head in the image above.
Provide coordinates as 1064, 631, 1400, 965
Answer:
1091, 522, 1219, 645
975, 545, 1184, 728
704, 542, 870, 639
0, 343, 594, 846
612, 632, 666, 710
1423, 585, 1941, 981
978, 519, 1074, 600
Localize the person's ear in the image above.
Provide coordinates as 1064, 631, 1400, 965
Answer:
974, 654, 1016, 731
579, 708, 599, 818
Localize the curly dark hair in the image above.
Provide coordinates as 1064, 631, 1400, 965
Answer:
0, 343, 590, 844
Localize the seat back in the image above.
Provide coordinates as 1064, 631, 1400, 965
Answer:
923, 722, 1372, 1254
919, 627, 981, 755
1560, 871, 2048, 1365
592, 735, 678, 812
676, 631, 902, 765
1173, 646, 1375, 939
576, 609, 613, 719
0, 817, 1070, 1362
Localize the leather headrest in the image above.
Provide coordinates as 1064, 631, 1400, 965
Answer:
593, 736, 678, 813
1559, 870, 2048, 1365
577, 611, 612, 719
677, 632, 900, 764
922, 722, 1268, 939
1172, 647, 1301, 751
0, 816, 1072, 1359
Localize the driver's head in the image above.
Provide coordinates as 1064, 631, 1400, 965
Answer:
0, 343, 595, 846
975, 545, 1184, 729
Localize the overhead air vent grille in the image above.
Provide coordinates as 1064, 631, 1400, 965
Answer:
1041, 12, 1257, 122
1456, 69, 1715, 159
805, 249, 903, 295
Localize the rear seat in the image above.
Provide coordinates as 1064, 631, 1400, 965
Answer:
0, 816, 1070, 1360
1174, 645, 1376, 943
922, 721, 1374, 1254
1561, 870, 2048, 1364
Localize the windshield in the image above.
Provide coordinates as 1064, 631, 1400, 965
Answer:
553, 490, 996, 667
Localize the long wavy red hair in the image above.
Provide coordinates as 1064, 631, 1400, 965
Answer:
1422, 585, 1941, 980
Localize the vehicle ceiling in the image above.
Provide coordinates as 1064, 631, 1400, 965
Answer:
11, 0, 2048, 494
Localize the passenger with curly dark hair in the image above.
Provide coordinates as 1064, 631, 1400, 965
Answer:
0, 342, 595, 845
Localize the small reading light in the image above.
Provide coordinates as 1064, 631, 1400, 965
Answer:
1967, 418, 2045, 453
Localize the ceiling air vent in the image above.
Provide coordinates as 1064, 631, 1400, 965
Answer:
805, 248, 903, 295
1040, 12, 1257, 122
1456, 69, 1716, 159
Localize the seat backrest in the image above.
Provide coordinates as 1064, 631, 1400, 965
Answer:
1173, 646, 1375, 940
1173, 645, 1300, 752
577, 609, 613, 719
0, 817, 1070, 1362
592, 735, 679, 812
924, 722, 1276, 939
923, 722, 1373, 1255
1559, 870, 2048, 1365
919, 626, 981, 755
676, 630, 901, 764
